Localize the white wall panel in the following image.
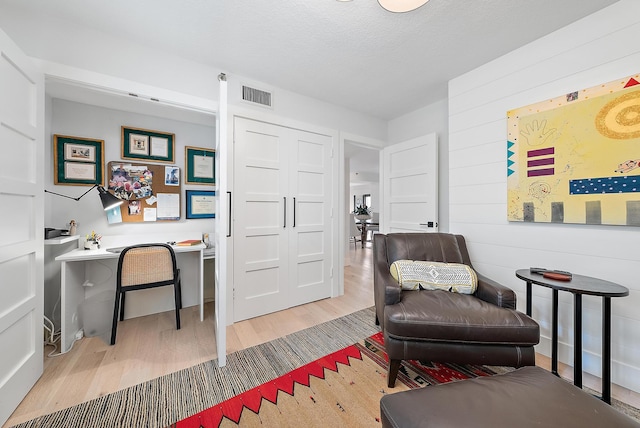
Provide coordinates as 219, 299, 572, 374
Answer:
450, 122, 504, 151
298, 171, 323, 196
449, 163, 504, 187
0, 254, 34, 316
245, 167, 280, 194
1, 194, 33, 245
449, 183, 505, 205
244, 235, 280, 264
297, 231, 323, 256
245, 201, 280, 229
297, 201, 323, 226
0, 124, 35, 185
245, 268, 280, 298
449, 203, 505, 225
449, 5, 640, 101
0, 313, 35, 381
449, 2, 640, 389
296, 260, 324, 287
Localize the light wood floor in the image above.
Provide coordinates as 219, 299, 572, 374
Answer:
4, 244, 638, 426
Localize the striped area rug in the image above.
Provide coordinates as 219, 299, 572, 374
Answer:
174, 332, 504, 427
10, 307, 380, 428
12, 306, 640, 427
173, 331, 640, 427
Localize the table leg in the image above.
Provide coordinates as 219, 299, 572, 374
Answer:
552, 289, 558, 376
199, 249, 204, 322
361, 224, 367, 248
526, 281, 532, 316
574, 293, 583, 388
602, 297, 612, 404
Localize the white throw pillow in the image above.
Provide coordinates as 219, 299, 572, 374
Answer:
389, 260, 478, 294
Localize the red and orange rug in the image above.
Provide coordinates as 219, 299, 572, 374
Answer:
173, 332, 502, 427
12, 308, 639, 428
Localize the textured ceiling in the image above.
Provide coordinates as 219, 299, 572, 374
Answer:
0, 0, 618, 120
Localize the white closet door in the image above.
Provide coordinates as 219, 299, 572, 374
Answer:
0, 29, 44, 426
382, 133, 438, 233
288, 130, 332, 307
233, 118, 291, 321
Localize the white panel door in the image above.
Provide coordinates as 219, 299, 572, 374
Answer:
233, 118, 291, 321
233, 118, 333, 321
382, 133, 438, 233
288, 130, 332, 307
0, 29, 44, 426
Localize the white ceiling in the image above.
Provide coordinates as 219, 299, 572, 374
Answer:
0, 0, 618, 121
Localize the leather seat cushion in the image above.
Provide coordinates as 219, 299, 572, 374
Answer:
380, 366, 640, 428
384, 289, 539, 345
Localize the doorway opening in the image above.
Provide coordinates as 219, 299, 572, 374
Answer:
345, 141, 380, 258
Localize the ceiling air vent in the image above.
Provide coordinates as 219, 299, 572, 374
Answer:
242, 85, 273, 108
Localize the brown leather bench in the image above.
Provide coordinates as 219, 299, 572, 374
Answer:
380, 366, 640, 428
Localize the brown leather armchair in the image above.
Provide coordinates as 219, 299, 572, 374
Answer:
374, 233, 540, 387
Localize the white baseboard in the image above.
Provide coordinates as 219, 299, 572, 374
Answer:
537, 335, 640, 394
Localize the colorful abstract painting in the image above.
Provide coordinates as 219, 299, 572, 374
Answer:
507, 73, 640, 226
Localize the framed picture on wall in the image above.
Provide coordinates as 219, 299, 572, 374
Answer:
186, 190, 215, 219
185, 146, 215, 185
53, 134, 104, 185
121, 126, 175, 163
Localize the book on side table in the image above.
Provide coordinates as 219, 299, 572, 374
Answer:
529, 267, 572, 281
176, 239, 202, 246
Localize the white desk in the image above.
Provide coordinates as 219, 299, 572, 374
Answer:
203, 246, 216, 260
56, 243, 205, 352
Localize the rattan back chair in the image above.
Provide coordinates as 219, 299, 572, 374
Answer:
110, 243, 182, 345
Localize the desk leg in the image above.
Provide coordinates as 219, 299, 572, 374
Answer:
574, 293, 583, 388
199, 249, 204, 322
552, 289, 559, 376
60, 260, 85, 353
602, 297, 612, 404
526, 281, 532, 316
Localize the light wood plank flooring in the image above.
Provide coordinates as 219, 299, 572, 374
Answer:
4, 244, 638, 426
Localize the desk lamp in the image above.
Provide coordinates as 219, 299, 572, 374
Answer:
45, 184, 123, 210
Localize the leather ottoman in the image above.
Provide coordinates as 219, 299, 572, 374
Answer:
380, 366, 640, 428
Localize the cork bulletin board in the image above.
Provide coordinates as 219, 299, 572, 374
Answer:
107, 161, 181, 223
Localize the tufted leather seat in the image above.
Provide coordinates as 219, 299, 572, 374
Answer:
380, 366, 640, 428
374, 233, 540, 387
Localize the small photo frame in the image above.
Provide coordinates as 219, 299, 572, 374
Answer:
64, 143, 96, 162
165, 166, 180, 186
185, 146, 215, 185
128, 134, 149, 156
121, 126, 175, 163
54, 135, 104, 185
186, 190, 215, 219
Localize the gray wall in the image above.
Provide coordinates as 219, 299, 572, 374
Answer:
46, 98, 216, 239
43, 99, 217, 326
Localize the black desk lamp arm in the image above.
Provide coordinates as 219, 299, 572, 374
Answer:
45, 183, 98, 201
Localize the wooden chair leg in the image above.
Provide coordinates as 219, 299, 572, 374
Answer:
110, 290, 120, 345
388, 359, 402, 388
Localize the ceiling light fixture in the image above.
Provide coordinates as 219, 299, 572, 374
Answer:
378, 0, 429, 13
